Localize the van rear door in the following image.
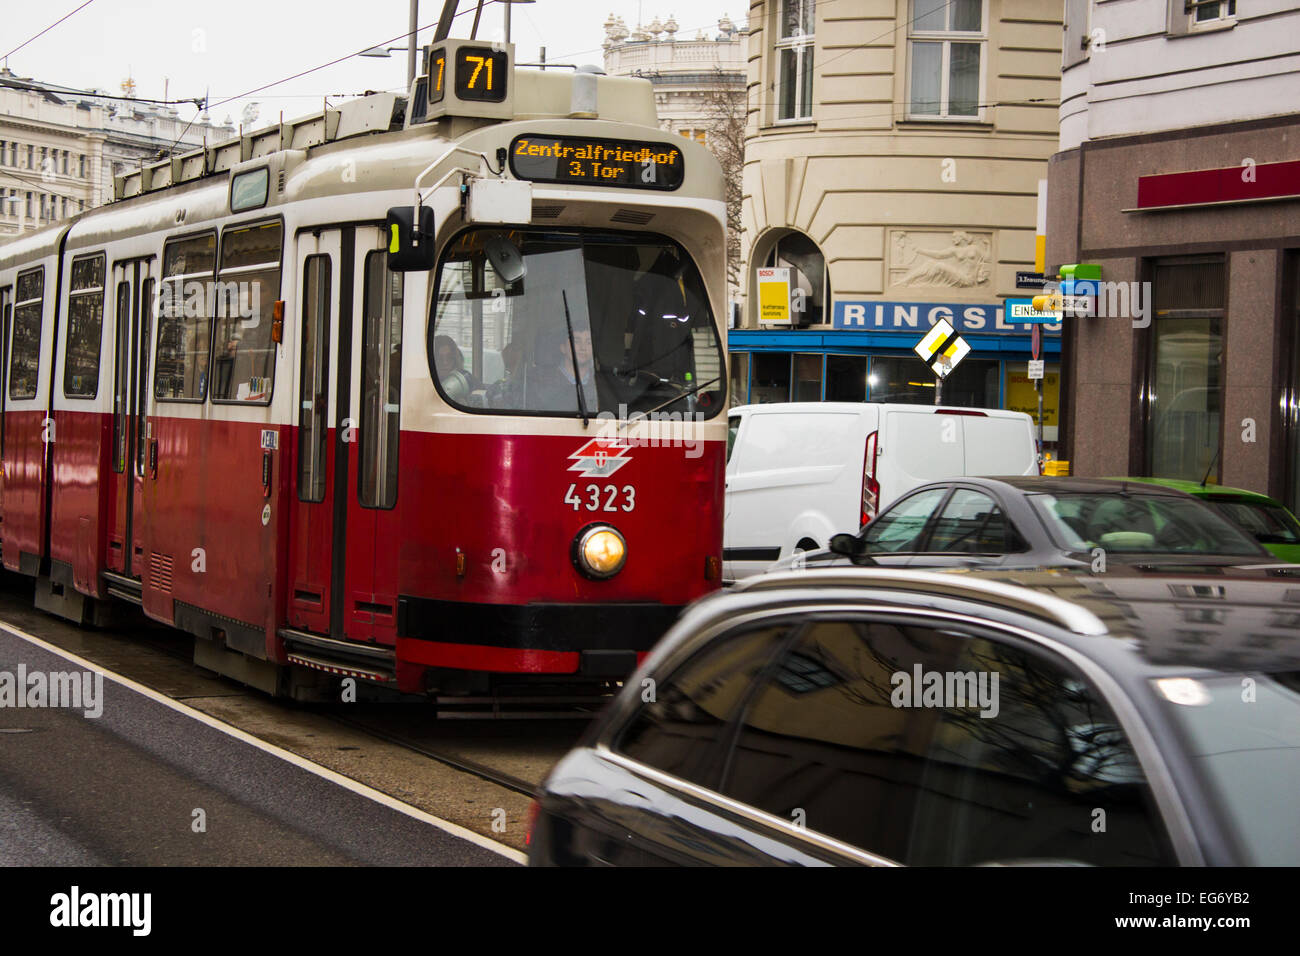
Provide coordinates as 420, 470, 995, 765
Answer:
962, 413, 1037, 476
879, 408, 963, 511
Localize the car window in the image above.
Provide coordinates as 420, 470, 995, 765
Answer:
615, 623, 791, 788
1031, 492, 1265, 556
1210, 499, 1300, 545
716, 618, 963, 860
907, 635, 1176, 866
862, 488, 947, 553
924, 489, 1026, 554
726, 415, 740, 464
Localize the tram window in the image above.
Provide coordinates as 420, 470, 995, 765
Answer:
212, 221, 282, 404
64, 253, 106, 399
430, 228, 725, 419
230, 167, 269, 213
359, 251, 402, 509
112, 281, 131, 473
9, 267, 44, 401
0, 287, 10, 432
135, 278, 153, 477
298, 255, 331, 503
156, 232, 216, 402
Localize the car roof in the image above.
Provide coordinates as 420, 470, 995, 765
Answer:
701, 565, 1300, 676
899, 476, 1201, 497
1113, 476, 1284, 505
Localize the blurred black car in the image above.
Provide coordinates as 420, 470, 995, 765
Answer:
768, 477, 1274, 573
528, 565, 1300, 866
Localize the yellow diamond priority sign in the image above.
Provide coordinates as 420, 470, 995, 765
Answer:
913, 318, 970, 379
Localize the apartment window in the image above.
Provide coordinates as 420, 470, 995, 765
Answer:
1169, 0, 1237, 35
60, 151, 68, 175
0, 141, 5, 165
8, 142, 15, 166
25, 192, 32, 218
78, 154, 86, 178
26, 145, 33, 168
776, 0, 815, 121
908, 0, 985, 118
1193, 0, 1236, 22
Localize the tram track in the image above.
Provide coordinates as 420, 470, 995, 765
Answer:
0, 575, 581, 838
325, 713, 539, 797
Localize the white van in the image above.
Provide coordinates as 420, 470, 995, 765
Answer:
724, 402, 1039, 581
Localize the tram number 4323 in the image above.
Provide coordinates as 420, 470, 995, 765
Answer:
565, 483, 636, 513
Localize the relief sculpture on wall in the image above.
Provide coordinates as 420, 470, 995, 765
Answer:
890, 230, 993, 290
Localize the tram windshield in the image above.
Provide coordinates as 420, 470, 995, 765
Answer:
429, 228, 725, 418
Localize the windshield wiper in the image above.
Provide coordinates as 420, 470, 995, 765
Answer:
561, 290, 590, 429
622, 376, 721, 427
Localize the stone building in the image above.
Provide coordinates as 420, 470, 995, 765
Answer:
1046, 0, 1300, 506
0, 69, 231, 242
732, 1, 1063, 443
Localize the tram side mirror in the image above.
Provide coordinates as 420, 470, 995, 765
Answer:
485, 235, 526, 284
386, 206, 437, 272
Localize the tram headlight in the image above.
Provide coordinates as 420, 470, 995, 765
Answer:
573, 524, 627, 579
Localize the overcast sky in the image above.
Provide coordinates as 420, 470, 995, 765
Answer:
3, 0, 745, 129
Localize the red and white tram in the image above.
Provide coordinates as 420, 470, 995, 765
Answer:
0, 39, 728, 700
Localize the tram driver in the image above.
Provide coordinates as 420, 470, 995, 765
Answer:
527, 325, 599, 412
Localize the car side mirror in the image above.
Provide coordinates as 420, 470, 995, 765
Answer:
829, 534, 859, 556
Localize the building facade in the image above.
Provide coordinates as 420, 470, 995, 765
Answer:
602, 14, 748, 143
1046, 0, 1300, 507
733, 0, 1064, 446
0, 70, 231, 242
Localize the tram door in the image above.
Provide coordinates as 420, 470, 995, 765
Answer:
105, 258, 157, 578
287, 228, 401, 644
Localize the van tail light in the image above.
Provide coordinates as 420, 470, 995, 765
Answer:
861, 430, 880, 528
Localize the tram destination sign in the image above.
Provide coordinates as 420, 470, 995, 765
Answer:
509, 135, 684, 191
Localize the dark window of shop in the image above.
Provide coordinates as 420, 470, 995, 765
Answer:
870, 355, 997, 407
717, 617, 962, 860
616, 623, 791, 788
826, 354, 867, 402
1144, 256, 1224, 482
730, 351, 750, 405
751, 352, 791, 403
909, 634, 1175, 865
793, 352, 822, 400
761, 232, 828, 325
